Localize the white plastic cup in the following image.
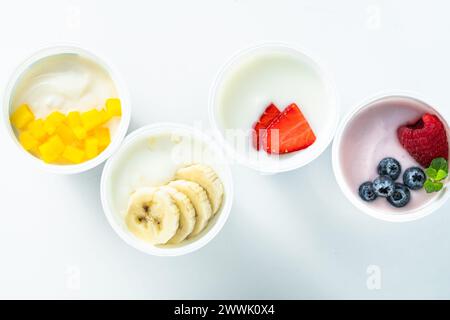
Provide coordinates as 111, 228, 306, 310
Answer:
100, 123, 234, 256
332, 92, 450, 222
2, 45, 131, 174
209, 43, 339, 174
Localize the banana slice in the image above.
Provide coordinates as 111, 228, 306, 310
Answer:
159, 186, 196, 244
175, 164, 224, 214
168, 180, 212, 237
126, 187, 180, 245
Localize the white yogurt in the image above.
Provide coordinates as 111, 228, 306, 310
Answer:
10, 53, 120, 134
217, 51, 331, 134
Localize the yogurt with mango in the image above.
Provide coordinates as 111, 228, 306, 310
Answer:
9, 53, 122, 164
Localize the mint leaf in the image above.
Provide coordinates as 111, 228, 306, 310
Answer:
430, 157, 448, 173
436, 169, 448, 181
424, 179, 436, 193
425, 167, 437, 180
424, 179, 443, 193
433, 181, 444, 192
424, 158, 448, 193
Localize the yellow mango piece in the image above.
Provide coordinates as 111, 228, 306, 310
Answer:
53, 155, 68, 164
72, 126, 87, 140
39, 135, 65, 163
19, 131, 39, 151
99, 109, 112, 125
10, 104, 35, 129
47, 111, 66, 123
29, 146, 41, 157
85, 137, 99, 159
72, 139, 84, 150
95, 127, 111, 150
67, 111, 82, 128
81, 109, 103, 131
56, 123, 76, 145
106, 98, 122, 117
62, 146, 85, 164
44, 111, 65, 135
26, 119, 47, 141
44, 120, 57, 135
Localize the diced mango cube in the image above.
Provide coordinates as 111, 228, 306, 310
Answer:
44, 120, 57, 135
72, 126, 87, 140
47, 111, 66, 123
39, 135, 65, 163
67, 111, 82, 128
13, 104, 117, 165
99, 109, 112, 125
56, 123, 76, 145
56, 157, 68, 164
72, 139, 85, 149
26, 119, 47, 141
81, 109, 103, 131
19, 131, 39, 151
95, 127, 111, 149
44, 111, 65, 135
62, 146, 85, 163
85, 137, 99, 159
10, 104, 35, 129
29, 146, 41, 157
106, 98, 122, 117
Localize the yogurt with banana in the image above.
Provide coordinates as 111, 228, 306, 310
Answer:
104, 128, 228, 247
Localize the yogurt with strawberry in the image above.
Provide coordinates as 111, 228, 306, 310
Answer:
210, 44, 339, 173
337, 96, 450, 214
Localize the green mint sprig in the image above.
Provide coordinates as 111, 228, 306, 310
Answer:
424, 157, 448, 193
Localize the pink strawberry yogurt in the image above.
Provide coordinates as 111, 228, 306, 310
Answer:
339, 96, 448, 214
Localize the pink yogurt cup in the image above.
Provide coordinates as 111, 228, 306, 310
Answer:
332, 93, 450, 222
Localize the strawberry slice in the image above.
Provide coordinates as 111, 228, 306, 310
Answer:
262, 103, 316, 154
252, 103, 281, 150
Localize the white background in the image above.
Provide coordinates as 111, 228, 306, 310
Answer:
1, 0, 449, 299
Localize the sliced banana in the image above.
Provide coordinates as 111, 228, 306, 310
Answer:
126, 187, 180, 245
168, 180, 212, 237
175, 164, 224, 214
159, 186, 196, 244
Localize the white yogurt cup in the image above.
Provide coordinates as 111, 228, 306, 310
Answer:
332, 92, 450, 222
209, 43, 339, 174
100, 123, 234, 256
2, 45, 131, 174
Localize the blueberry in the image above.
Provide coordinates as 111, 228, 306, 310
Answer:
359, 182, 377, 202
403, 167, 426, 190
373, 176, 395, 197
387, 183, 411, 208
377, 157, 402, 180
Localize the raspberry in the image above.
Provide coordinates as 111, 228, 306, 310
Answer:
397, 113, 449, 167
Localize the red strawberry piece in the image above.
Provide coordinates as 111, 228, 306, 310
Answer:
252, 103, 281, 150
262, 103, 316, 154
397, 113, 449, 167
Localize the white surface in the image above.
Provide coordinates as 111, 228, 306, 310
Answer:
1, 0, 450, 299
